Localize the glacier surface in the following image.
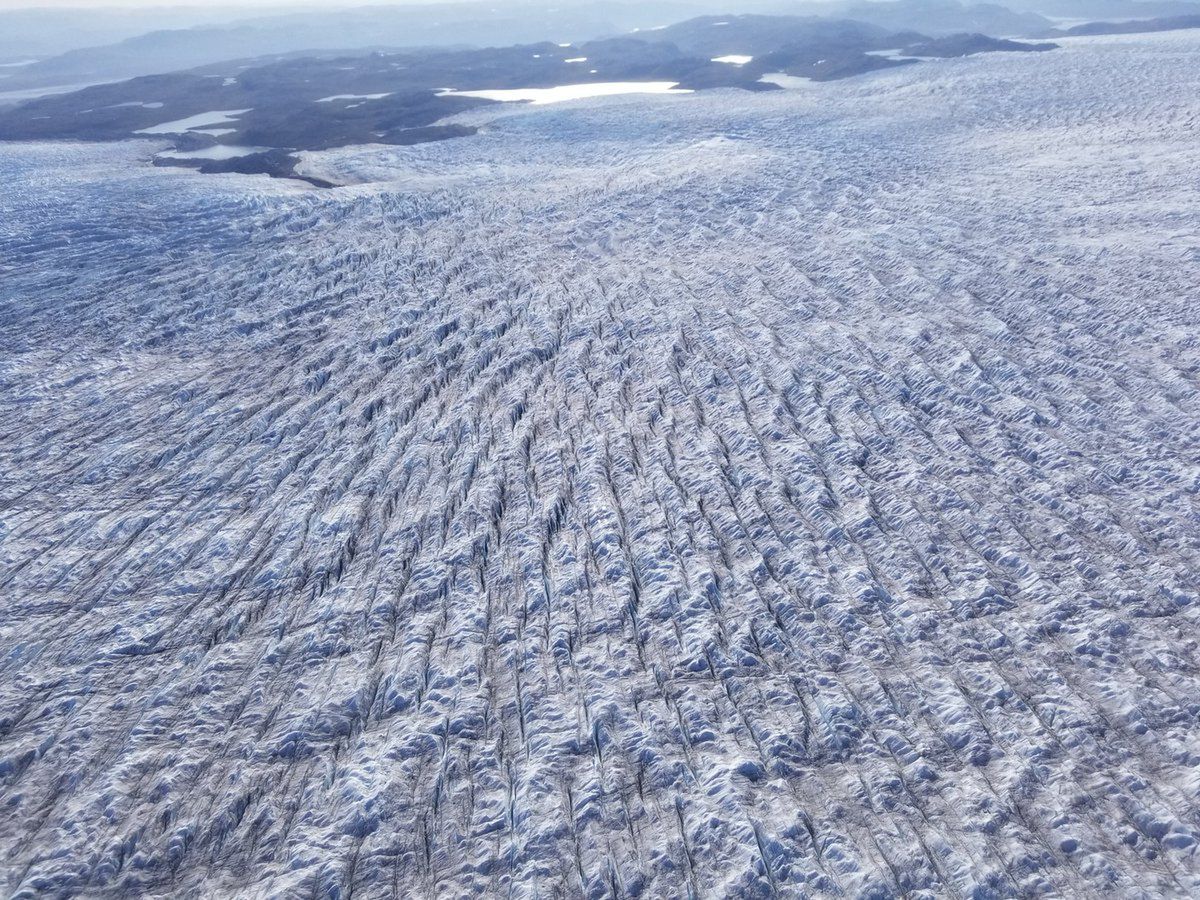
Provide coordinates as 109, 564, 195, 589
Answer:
1, 31, 1199, 900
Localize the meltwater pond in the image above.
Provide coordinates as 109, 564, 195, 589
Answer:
155, 145, 271, 161
135, 109, 252, 135
436, 81, 692, 104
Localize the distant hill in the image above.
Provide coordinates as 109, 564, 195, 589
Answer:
1051, 12, 1200, 32
826, 0, 1052, 36
0, 0, 1056, 95
0, 2, 712, 94
0, 5, 284, 64
903, 32, 1059, 53
998, 0, 1200, 18
635, 15, 897, 56
0, 15, 1061, 185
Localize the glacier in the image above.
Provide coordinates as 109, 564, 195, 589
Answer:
1, 31, 1199, 899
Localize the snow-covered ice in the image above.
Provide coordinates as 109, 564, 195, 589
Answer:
1, 30, 1199, 900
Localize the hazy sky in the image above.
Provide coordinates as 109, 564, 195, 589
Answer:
0, 0, 436, 8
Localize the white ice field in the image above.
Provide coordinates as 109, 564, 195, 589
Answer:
1, 30, 1199, 900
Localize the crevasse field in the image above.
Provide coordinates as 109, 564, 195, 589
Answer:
1, 31, 1199, 900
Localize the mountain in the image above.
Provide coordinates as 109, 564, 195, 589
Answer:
0, 5, 296, 64
1050, 11, 1200, 31
0, 1, 716, 93
637, 14, 898, 56
997, 0, 1200, 18
0, 18, 1058, 182
821, 0, 1053, 35
0, 0, 1063, 96
902, 31, 1059, 51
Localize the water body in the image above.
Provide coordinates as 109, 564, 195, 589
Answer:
437, 81, 692, 105
135, 109, 252, 135
156, 145, 270, 161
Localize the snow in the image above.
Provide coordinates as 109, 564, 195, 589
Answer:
564, 57, 588, 63
436, 82, 692, 105
315, 92, 392, 103
868, 48, 924, 60
134, 109, 251, 134
1, 30, 1199, 900
712, 54, 754, 65
758, 72, 818, 89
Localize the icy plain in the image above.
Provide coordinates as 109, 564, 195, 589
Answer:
1, 30, 1199, 900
